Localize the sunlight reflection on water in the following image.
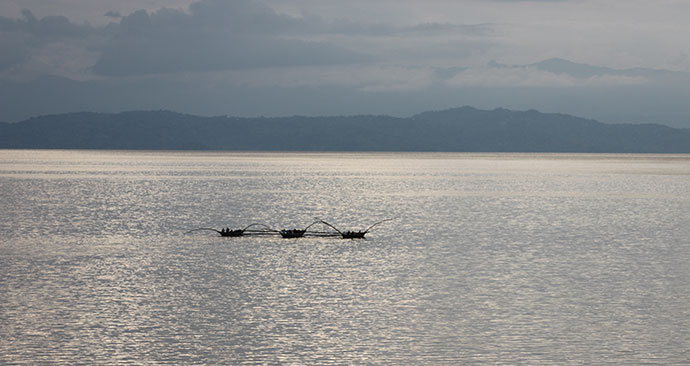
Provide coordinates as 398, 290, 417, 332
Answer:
1, 150, 689, 364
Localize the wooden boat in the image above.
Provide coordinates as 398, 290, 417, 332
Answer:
279, 221, 321, 238
186, 219, 392, 239
186, 223, 276, 237
220, 228, 245, 237
279, 229, 306, 238
341, 230, 366, 239
317, 218, 393, 239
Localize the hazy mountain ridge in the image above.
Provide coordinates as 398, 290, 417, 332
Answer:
1, 107, 689, 152
3, 58, 690, 128
491, 58, 685, 81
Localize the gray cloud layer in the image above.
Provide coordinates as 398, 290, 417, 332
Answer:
94, 0, 377, 76
0, 10, 95, 71
1, 0, 689, 127
0, 0, 498, 79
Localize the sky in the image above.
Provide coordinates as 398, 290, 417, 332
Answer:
2, 0, 690, 127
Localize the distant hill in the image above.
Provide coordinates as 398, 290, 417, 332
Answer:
490, 58, 681, 80
1, 107, 690, 152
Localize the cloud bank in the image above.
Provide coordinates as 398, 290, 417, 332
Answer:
1, 0, 690, 127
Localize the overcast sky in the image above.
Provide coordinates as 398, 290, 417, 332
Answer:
2, 0, 690, 126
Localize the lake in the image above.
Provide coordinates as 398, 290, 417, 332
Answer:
1, 150, 689, 365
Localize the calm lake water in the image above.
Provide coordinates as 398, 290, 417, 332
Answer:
1, 150, 689, 365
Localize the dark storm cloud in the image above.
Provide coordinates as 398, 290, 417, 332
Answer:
0, 10, 96, 71
91, 0, 370, 76
0, 0, 496, 77
0, 9, 94, 37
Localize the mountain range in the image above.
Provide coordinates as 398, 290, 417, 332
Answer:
3, 58, 690, 129
1, 106, 689, 152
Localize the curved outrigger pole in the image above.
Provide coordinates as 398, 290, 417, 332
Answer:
363, 218, 394, 234
185, 227, 239, 236
317, 220, 344, 235
242, 223, 278, 234
186, 227, 222, 234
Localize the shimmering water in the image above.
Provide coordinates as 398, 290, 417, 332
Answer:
1, 150, 689, 365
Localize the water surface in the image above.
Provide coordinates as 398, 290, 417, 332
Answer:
1, 150, 689, 364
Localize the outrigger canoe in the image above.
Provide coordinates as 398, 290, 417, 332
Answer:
187, 219, 392, 239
